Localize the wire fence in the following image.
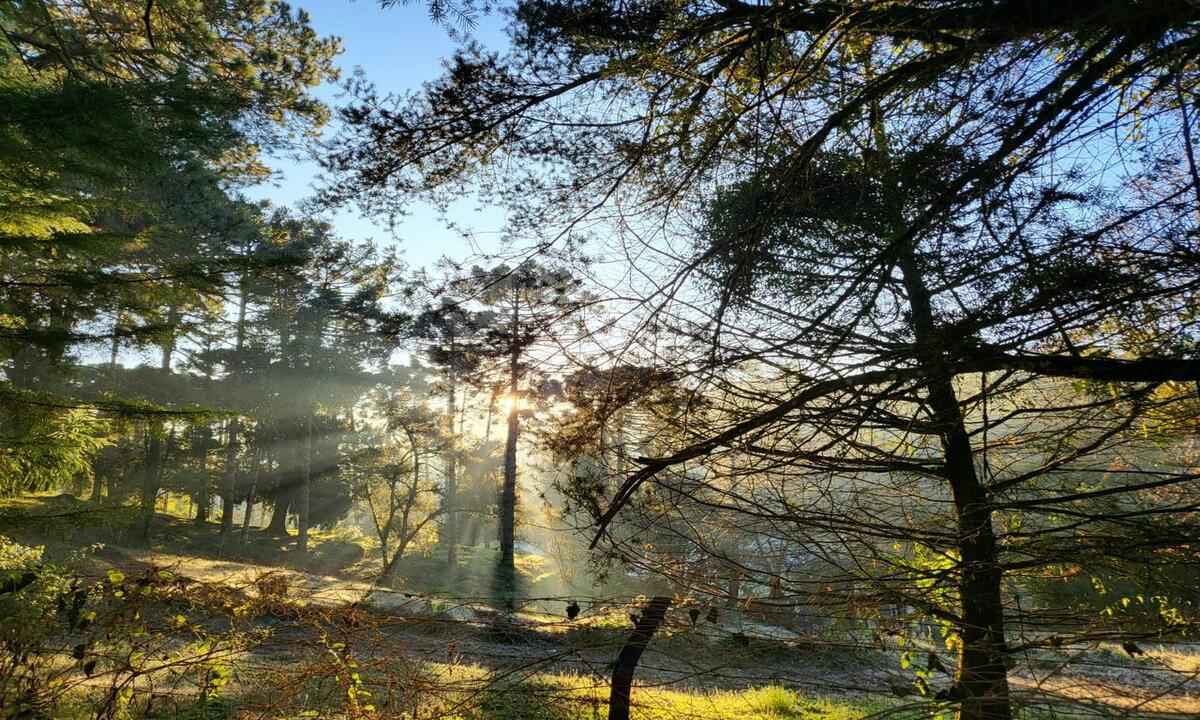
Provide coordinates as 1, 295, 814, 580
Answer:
3, 508, 1199, 719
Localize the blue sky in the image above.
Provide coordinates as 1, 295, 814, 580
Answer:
247, 0, 512, 270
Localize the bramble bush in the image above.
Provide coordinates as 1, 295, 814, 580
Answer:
0, 534, 254, 719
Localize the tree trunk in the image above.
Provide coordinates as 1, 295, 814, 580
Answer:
219, 416, 240, 535
221, 282, 248, 542
380, 523, 410, 585
950, 458, 1010, 720
242, 448, 263, 543
727, 569, 741, 609
90, 471, 105, 503
194, 484, 209, 523
381, 444, 419, 584
91, 326, 117, 504
194, 424, 210, 525
381, 534, 416, 585
498, 292, 520, 595
485, 389, 496, 442
298, 414, 312, 553
859, 97, 1012, 718
140, 311, 177, 543
608, 596, 672, 720
898, 249, 1011, 720
267, 488, 291, 535
108, 317, 121, 391
445, 365, 458, 568
379, 535, 392, 580
140, 429, 164, 543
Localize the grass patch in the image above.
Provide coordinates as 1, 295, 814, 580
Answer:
0, 493, 375, 577
423, 664, 898, 720
222, 659, 906, 720
0, 492, 139, 548
389, 544, 565, 604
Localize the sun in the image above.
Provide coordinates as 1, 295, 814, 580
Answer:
498, 393, 529, 415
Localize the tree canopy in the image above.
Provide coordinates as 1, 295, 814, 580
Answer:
4, 4, 1200, 720
320, 3, 1200, 719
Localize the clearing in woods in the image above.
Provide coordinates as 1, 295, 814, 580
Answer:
3, 495, 1198, 719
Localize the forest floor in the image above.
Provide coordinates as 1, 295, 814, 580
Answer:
3, 494, 1199, 719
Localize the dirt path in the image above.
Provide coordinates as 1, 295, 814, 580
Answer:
90, 545, 891, 691
97, 545, 394, 607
